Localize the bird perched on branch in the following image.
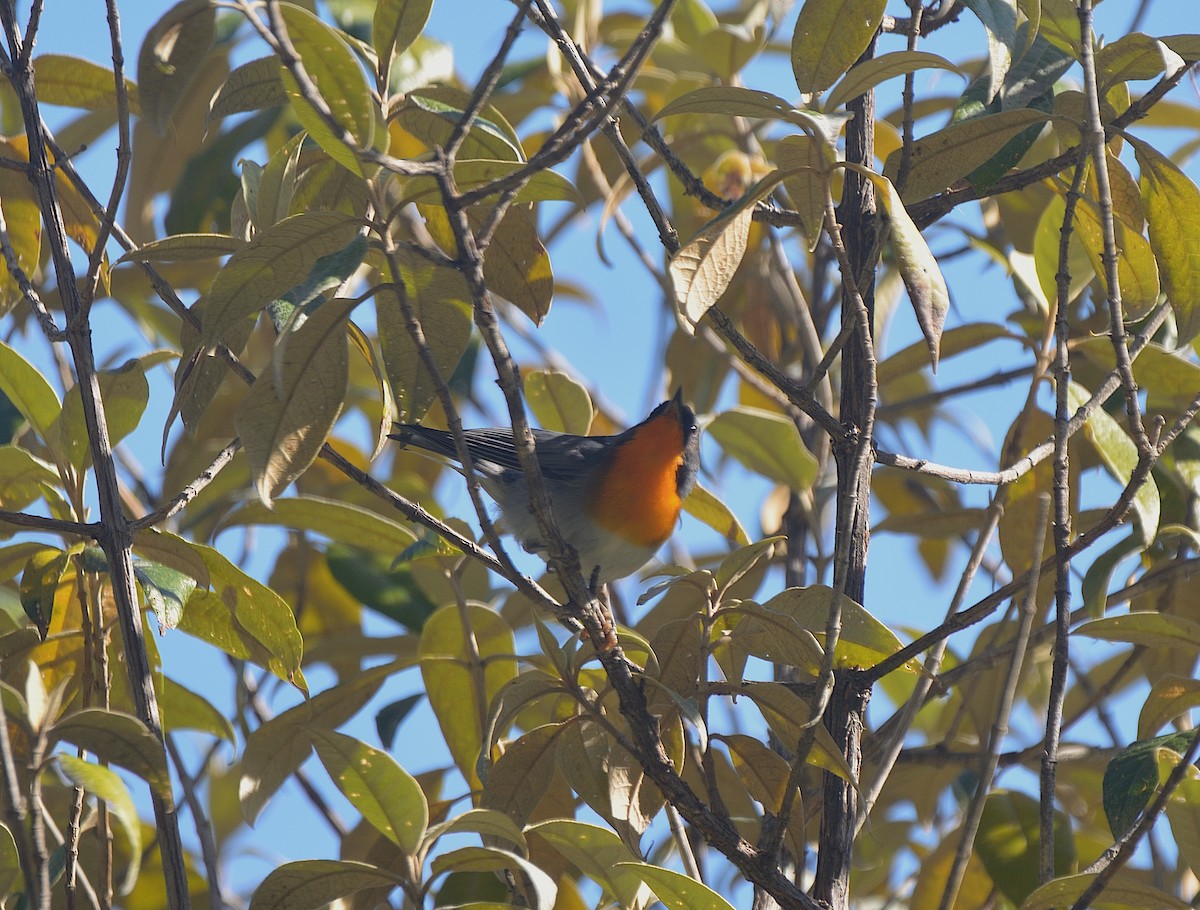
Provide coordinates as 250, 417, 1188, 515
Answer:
390, 390, 700, 585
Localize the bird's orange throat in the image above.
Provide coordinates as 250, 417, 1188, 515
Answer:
586, 414, 685, 547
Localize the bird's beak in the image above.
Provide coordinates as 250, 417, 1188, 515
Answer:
670, 387, 685, 410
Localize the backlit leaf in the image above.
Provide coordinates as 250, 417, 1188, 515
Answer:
1131, 137, 1200, 342
54, 755, 143, 894
279, 3, 380, 174
419, 603, 517, 790
249, 860, 404, 910
613, 862, 736, 910
310, 728, 428, 853
827, 50, 963, 112
707, 406, 817, 490
1067, 382, 1159, 544
137, 0, 214, 135
791, 0, 888, 94
524, 370, 593, 435
239, 666, 393, 825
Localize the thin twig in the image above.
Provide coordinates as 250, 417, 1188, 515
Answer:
0, 9, 191, 902
1041, 147, 1089, 885
1077, 0, 1149, 452
938, 494, 1049, 910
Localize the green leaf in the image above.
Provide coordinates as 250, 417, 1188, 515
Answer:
765, 585, 921, 673
373, 0, 433, 76
1080, 533, 1143, 619
1021, 872, 1191, 910
249, 860, 404, 910
776, 134, 834, 249
613, 862, 736, 910
376, 248, 474, 422
477, 722, 563, 828
375, 696, 422, 751
188, 542, 305, 689
717, 600, 824, 681
20, 549, 69, 641
707, 406, 817, 491
136, 0, 214, 135
161, 676, 235, 742
422, 807, 527, 854
33, 54, 139, 114
1070, 192, 1160, 320
196, 211, 360, 349
222, 496, 416, 555
327, 544, 438, 631
0, 822, 18, 897
1140, 676, 1200, 740
524, 370, 593, 435
117, 233, 243, 263
962, 0, 1018, 102
652, 86, 851, 145
791, 0, 888, 94
975, 790, 1074, 905
279, 3, 381, 175
133, 559, 196, 632
0, 446, 60, 512
419, 603, 517, 790
400, 159, 580, 206
1105, 731, 1200, 837
681, 483, 750, 546
236, 295, 357, 505
397, 89, 523, 162
309, 728, 428, 853
1095, 33, 1186, 91
430, 847, 557, 910
877, 323, 1016, 385
1067, 382, 1159, 544
53, 358, 149, 471
730, 682, 856, 784
208, 55, 287, 123
882, 108, 1052, 203
722, 732, 792, 814
49, 709, 171, 798
0, 340, 61, 436
420, 203, 553, 325
1130, 136, 1200, 342
54, 755, 142, 894
239, 665, 394, 825
1077, 612, 1200, 652
527, 820, 647, 910
826, 50, 963, 111
270, 232, 367, 330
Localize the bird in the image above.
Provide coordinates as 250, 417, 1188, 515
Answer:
390, 389, 700, 585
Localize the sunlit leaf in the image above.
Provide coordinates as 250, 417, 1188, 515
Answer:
239, 665, 394, 825
249, 860, 404, 910
309, 728, 428, 853
524, 370, 593, 435
791, 0, 888, 94
279, 3, 381, 174
49, 709, 171, 798
707, 406, 817, 490
613, 862, 736, 910
419, 603, 517, 790
1067, 383, 1159, 543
